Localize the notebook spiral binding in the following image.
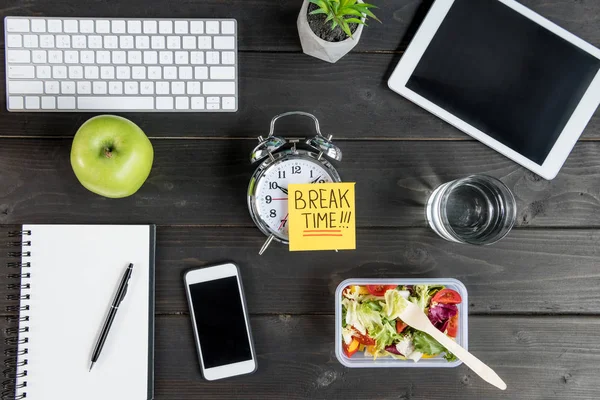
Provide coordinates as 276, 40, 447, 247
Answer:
2, 230, 31, 400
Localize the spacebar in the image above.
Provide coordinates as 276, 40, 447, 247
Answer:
78, 97, 154, 110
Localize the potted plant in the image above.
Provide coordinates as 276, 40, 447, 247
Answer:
297, 0, 379, 63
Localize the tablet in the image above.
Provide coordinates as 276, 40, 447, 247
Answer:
388, 0, 600, 179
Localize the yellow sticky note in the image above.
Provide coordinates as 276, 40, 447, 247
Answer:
288, 182, 356, 251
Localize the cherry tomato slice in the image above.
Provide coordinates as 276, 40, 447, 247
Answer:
366, 285, 397, 296
343, 338, 360, 357
396, 320, 407, 334
446, 314, 459, 337
431, 289, 462, 304
351, 328, 375, 345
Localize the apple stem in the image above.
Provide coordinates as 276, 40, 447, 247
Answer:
104, 147, 113, 159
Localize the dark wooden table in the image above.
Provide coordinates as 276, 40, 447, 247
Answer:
1, 0, 600, 399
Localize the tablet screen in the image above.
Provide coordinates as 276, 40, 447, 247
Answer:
406, 0, 600, 165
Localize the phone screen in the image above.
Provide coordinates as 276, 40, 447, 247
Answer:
189, 276, 252, 368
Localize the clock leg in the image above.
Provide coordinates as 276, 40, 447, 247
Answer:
258, 234, 275, 255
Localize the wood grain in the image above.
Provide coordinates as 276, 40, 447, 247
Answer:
0, 52, 598, 140
2, 226, 600, 315
1, 139, 600, 227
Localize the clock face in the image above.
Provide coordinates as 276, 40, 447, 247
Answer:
254, 156, 336, 241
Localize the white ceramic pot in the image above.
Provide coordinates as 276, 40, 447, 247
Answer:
297, 0, 364, 63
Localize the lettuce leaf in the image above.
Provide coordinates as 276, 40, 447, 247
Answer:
343, 298, 383, 335
408, 284, 445, 312
382, 289, 409, 320
412, 331, 446, 355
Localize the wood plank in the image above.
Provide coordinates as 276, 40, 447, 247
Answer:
1, 0, 598, 52
1, 138, 600, 227
0, 58, 598, 139
2, 226, 600, 315
1, 314, 596, 399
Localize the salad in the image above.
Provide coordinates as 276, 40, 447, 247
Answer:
341, 284, 462, 362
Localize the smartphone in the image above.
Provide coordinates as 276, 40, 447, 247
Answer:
184, 262, 257, 381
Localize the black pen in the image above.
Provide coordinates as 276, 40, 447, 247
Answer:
89, 263, 134, 372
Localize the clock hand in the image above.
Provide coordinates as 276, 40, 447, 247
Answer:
278, 213, 289, 230
310, 176, 322, 183
276, 184, 288, 195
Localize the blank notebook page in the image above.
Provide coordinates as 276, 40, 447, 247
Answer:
15, 225, 153, 400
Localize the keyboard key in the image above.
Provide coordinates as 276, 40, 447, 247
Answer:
45, 81, 60, 94
221, 51, 235, 65
182, 36, 196, 49
72, 35, 87, 49
80, 20, 94, 33
61, 81, 76, 94
136, 36, 150, 49
197, 36, 211, 49
187, 82, 201, 94
101, 66, 115, 79
25, 96, 40, 109
174, 21, 188, 34
156, 97, 174, 109
112, 20, 126, 33
8, 96, 24, 110
7, 19, 30, 33
109, 81, 123, 94
53, 66, 67, 79
36, 66, 51, 79
23, 35, 39, 48
176, 96, 189, 109
156, 82, 169, 94
164, 67, 177, 79
148, 67, 162, 79
140, 81, 154, 94
206, 21, 219, 34
77, 81, 92, 94
207, 103, 220, 110
195, 66, 208, 79
31, 19, 46, 33
8, 66, 35, 79
56, 35, 70, 48
143, 20, 157, 34
221, 21, 235, 34
88, 36, 102, 49
144, 51, 158, 64
125, 81, 139, 94
207, 96, 220, 104
7, 50, 31, 63
191, 96, 205, 110
97, 51, 110, 64
40, 35, 55, 48
81, 51, 95, 64
7, 34, 22, 48
93, 81, 108, 94
68, 66, 84, 79
159, 21, 173, 34
190, 21, 204, 34
179, 66, 193, 79
128, 20, 142, 34
9, 81, 43, 94
104, 36, 118, 49
113, 51, 127, 64
222, 96, 236, 110
132, 67, 146, 79
32, 50, 47, 63
78, 97, 154, 110
96, 20, 110, 33
48, 50, 62, 63
159, 51, 173, 64
210, 66, 235, 80
84, 66, 99, 79
64, 20, 78, 33
172, 82, 185, 94
128, 51, 142, 64
57, 97, 76, 109
167, 36, 181, 49
48, 20, 62, 33
175, 51, 189, 64
65, 51, 79, 64
120, 36, 134, 49
41, 96, 56, 109
203, 81, 235, 94
116, 66, 131, 79
151, 36, 165, 49
206, 51, 220, 64
191, 51, 204, 64
214, 36, 235, 49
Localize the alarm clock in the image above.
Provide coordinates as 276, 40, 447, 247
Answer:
247, 111, 343, 254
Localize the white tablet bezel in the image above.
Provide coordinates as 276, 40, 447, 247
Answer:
388, 0, 600, 180
184, 263, 256, 381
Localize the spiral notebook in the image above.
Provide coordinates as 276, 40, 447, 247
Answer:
4, 225, 155, 400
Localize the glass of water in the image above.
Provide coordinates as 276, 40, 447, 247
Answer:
426, 175, 516, 245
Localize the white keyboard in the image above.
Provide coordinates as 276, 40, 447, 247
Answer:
4, 17, 238, 112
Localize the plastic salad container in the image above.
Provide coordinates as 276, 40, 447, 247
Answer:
335, 278, 468, 368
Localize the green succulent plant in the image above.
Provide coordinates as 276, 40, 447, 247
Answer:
309, 0, 380, 38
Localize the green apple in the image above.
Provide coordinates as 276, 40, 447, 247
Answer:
70, 115, 154, 198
